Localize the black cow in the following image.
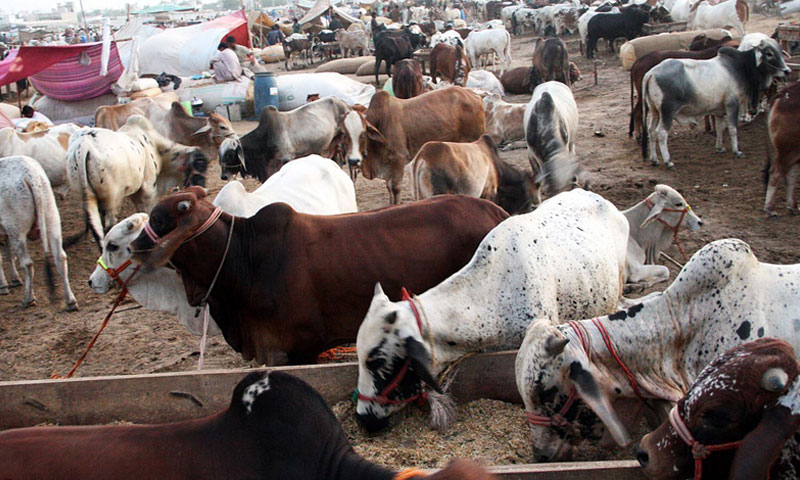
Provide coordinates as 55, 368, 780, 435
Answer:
586, 6, 650, 59
0, 371, 496, 479
374, 30, 414, 85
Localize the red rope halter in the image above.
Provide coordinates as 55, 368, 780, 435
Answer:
144, 206, 224, 245
643, 198, 692, 261
668, 405, 744, 480
357, 287, 427, 406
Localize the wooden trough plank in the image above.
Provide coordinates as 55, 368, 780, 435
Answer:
0, 351, 520, 430
487, 461, 645, 479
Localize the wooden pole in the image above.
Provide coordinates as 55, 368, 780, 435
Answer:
78, 0, 90, 34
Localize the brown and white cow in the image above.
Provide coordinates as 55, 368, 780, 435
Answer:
392, 59, 425, 99
0, 371, 495, 480
362, 87, 486, 204
412, 134, 536, 214
430, 43, 471, 86
0, 123, 83, 199
764, 82, 800, 217
95, 96, 236, 162
483, 93, 526, 149
637, 338, 800, 480
130, 188, 507, 364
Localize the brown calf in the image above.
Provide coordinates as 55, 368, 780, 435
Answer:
764, 82, 800, 217
430, 43, 471, 86
500, 66, 532, 94
393, 59, 425, 99
412, 134, 535, 214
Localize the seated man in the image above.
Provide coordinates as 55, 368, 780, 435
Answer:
209, 42, 243, 83
13, 105, 53, 130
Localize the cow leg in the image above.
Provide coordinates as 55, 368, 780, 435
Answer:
50, 234, 77, 311
764, 161, 781, 217
787, 163, 800, 215
656, 120, 672, 169
726, 102, 744, 158
0, 245, 9, 295
4, 242, 22, 287
10, 235, 35, 308
714, 115, 727, 153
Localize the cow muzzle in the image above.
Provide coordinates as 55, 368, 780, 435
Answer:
348, 157, 362, 168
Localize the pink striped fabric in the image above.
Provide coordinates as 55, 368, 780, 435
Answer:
29, 43, 123, 101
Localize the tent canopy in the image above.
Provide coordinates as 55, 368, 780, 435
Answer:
299, 0, 360, 26
247, 10, 276, 29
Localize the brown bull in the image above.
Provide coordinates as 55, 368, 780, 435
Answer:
362, 86, 486, 204
130, 187, 507, 364
430, 43, 471, 86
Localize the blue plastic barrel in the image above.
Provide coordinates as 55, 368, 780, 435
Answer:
254, 72, 279, 116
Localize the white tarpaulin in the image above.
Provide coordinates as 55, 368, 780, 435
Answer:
135, 11, 250, 76
116, 19, 163, 68
299, 0, 360, 26
275, 72, 374, 110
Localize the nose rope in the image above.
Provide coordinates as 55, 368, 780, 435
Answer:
643, 198, 692, 261
667, 405, 744, 480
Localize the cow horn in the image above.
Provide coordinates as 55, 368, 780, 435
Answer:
545, 336, 569, 357
762, 368, 789, 392
193, 124, 212, 136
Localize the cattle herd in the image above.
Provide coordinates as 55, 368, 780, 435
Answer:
1, 1, 800, 479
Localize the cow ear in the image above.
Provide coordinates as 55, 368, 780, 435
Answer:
406, 336, 442, 393
373, 282, 386, 298
641, 198, 665, 228
366, 123, 386, 143
267, 105, 279, 112
351, 104, 367, 113
185, 185, 208, 200
193, 124, 212, 135
569, 361, 632, 446
754, 48, 763, 67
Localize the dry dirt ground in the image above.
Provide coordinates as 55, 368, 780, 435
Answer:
1, 12, 798, 465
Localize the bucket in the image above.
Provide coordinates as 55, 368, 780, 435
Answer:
254, 71, 279, 116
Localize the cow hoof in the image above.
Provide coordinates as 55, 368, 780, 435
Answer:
22, 298, 37, 308
65, 301, 79, 312
650, 160, 659, 167
0, 286, 9, 295
735, 151, 745, 159
665, 162, 675, 170
716, 147, 726, 154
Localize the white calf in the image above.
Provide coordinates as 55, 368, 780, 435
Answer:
0, 124, 83, 199
212, 155, 358, 217
355, 189, 629, 432
623, 184, 702, 289
464, 28, 512, 74
0, 156, 77, 310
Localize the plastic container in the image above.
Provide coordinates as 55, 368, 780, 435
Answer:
254, 71, 279, 116
180, 100, 193, 116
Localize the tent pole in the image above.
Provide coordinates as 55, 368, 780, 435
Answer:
78, 0, 90, 33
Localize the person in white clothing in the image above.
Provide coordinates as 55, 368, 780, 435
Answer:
209, 42, 243, 83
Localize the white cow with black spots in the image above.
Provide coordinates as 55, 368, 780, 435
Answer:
0, 156, 77, 310
355, 189, 629, 433
516, 238, 800, 462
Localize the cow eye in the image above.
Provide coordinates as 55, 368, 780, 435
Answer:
107, 243, 119, 252
701, 409, 731, 429
366, 357, 386, 371
674, 202, 683, 207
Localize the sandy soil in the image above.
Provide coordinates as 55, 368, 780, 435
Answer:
1, 12, 798, 464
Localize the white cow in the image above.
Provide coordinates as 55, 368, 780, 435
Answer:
524, 81, 580, 202
429, 29, 463, 47
517, 238, 800, 462
67, 115, 209, 247
688, 0, 748, 37
623, 184, 702, 289
88, 155, 357, 336
501, 5, 523, 30
466, 69, 505, 96
0, 156, 77, 310
670, 0, 697, 22
355, 189, 629, 432
0, 124, 83, 199
213, 155, 357, 217
464, 28, 512, 74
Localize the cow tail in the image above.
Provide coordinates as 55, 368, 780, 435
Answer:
504, 31, 512, 69
25, 174, 56, 295
64, 140, 102, 250
641, 75, 649, 161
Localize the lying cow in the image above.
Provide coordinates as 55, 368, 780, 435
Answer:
218, 96, 365, 182
96, 98, 236, 162
483, 93, 525, 148
89, 155, 357, 336
765, 82, 800, 217
0, 371, 494, 480
464, 28, 512, 74
689, 0, 748, 37
642, 42, 790, 168
465, 69, 505, 96
516, 238, 800, 462
637, 338, 800, 480
524, 81, 580, 203
430, 43, 471, 87
531, 37, 571, 88
0, 124, 83, 199
586, 6, 650, 59
67, 115, 209, 248
0, 156, 77, 310
93, 92, 178, 130
411, 134, 535, 214
131, 189, 507, 365
623, 184, 702, 290
362, 87, 485, 204
355, 189, 629, 432
392, 59, 425, 99
501, 66, 533, 94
